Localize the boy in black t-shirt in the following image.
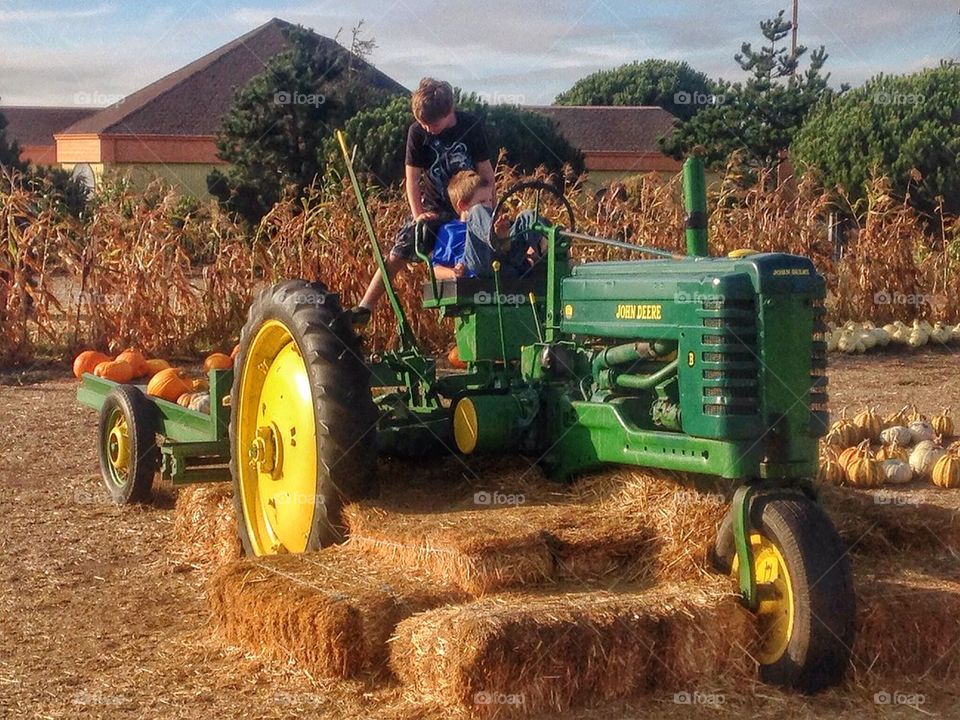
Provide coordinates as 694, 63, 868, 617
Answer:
350, 78, 495, 325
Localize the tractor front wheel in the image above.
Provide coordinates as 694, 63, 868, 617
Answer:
713, 493, 856, 692
230, 280, 378, 556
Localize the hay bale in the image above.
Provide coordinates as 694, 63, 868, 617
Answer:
390, 578, 753, 717
172, 483, 242, 566
855, 571, 960, 680
345, 468, 727, 595
208, 547, 467, 678
551, 471, 727, 584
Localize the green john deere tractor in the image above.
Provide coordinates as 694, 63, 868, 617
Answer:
226, 131, 854, 692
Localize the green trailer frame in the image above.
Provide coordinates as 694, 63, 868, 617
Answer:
77, 368, 234, 485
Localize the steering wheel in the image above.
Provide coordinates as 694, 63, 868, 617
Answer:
489, 180, 577, 245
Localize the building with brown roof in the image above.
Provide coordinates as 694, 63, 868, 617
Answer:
1, 106, 97, 165
528, 105, 681, 185
45, 18, 405, 196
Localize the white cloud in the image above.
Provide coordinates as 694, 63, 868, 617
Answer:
0, 4, 115, 23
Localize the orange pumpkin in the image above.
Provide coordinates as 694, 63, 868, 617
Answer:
73, 350, 111, 378
447, 346, 468, 370
204, 352, 233, 371
143, 358, 172, 378
94, 360, 134, 384
147, 367, 192, 402
116, 349, 148, 377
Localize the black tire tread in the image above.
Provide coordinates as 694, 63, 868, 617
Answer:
97, 385, 158, 504
230, 279, 378, 555
710, 493, 855, 693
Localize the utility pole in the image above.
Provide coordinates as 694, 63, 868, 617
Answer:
791, 0, 799, 76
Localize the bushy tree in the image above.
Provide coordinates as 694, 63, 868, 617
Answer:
554, 59, 717, 121
330, 89, 583, 187
792, 63, 960, 217
0, 109, 26, 172
208, 23, 402, 222
661, 10, 839, 173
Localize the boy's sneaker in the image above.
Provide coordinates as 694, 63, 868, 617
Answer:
347, 305, 372, 328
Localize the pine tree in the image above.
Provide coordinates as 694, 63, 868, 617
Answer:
0, 108, 26, 173
208, 22, 400, 223
661, 10, 840, 174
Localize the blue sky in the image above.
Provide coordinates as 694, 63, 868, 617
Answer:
1, 0, 957, 107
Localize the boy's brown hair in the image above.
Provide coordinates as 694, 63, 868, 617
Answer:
447, 170, 489, 211
412, 78, 454, 123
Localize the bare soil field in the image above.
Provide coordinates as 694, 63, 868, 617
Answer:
1, 350, 958, 719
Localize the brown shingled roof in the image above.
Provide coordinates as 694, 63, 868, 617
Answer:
526, 105, 678, 154
1, 106, 97, 147
60, 17, 407, 138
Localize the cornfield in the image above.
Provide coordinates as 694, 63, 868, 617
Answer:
1, 159, 958, 368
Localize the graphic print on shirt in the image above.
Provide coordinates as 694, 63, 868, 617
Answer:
426, 139, 475, 205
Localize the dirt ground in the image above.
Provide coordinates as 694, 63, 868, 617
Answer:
1, 351, 959, 719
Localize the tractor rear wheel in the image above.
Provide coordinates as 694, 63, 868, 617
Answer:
230, 280, 378, 556
97, 385, 158, 504
712, 493, 855, 692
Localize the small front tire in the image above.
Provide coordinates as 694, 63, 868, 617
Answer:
97, 385, 158, 504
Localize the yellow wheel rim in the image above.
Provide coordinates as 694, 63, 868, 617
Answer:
732, 533, 795, 665
235, 320, 317, 556
453, 398, 479, 454
107, 415, 130, 479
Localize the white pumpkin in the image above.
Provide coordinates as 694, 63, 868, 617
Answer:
870, 328, 891, 347
882, 458, 913, 485
880, 425, 913, 446
909, 440, 945, 478
931, 322, 951, 344
908, 420, 935, 444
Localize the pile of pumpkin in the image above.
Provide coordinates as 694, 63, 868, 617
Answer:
827, 320, 960, 354
72, 346, 238, 414
820, 406, 960, 489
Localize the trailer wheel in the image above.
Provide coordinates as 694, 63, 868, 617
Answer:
230, 279, 378, 556
712, 493, 855, 692
97, 385, 158, 504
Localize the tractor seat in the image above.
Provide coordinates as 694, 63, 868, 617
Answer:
422, 263, 547, 305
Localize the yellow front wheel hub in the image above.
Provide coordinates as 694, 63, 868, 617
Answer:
732, 533, 795, 665
107, 417, 130, 478
453, 398, 479, 454
235, 320, 317, 556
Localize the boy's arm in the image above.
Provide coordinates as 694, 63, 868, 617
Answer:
405, 165, 434, 220
432, 264, 461, 280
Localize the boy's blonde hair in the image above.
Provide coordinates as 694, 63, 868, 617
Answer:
412, 78, 454, 123
447, 170, 489, 210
